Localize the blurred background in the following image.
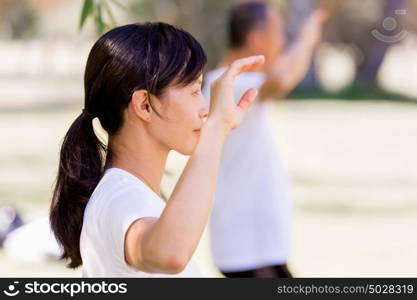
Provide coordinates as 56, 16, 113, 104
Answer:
0, 0, 416, 277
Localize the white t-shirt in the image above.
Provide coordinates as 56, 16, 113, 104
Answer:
203, 68, 292, 272
80, 167, 200, 277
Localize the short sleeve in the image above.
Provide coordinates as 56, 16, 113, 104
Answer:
104, 185, 164, 269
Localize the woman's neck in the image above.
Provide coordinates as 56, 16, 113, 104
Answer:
108, 132, 169, 197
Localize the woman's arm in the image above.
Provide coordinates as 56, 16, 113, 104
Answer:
125, 56, 265, 274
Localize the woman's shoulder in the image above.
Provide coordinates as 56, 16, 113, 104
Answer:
86, 168, 165, 218
98, 168, 159, 196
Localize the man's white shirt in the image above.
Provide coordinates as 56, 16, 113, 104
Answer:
203, 68, 292, 271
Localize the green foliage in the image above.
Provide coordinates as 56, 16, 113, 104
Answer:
79, 0, 93, 30
79, 0, 123, 34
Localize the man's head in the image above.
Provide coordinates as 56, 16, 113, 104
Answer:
228, 1, 283, 65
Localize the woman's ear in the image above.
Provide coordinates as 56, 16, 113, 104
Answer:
130, 90, 152, 122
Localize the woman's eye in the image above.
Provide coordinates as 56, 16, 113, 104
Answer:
192, 89, 201, 96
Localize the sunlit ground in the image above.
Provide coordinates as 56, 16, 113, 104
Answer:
1, 99, 416, 277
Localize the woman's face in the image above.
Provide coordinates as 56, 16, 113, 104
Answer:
149, 75, 208, 155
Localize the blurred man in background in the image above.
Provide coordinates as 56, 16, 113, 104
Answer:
203, 1, 328, 278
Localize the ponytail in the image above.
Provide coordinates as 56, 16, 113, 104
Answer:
50, 110, 106, 268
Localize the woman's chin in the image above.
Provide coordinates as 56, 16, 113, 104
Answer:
174, 142, 198, 156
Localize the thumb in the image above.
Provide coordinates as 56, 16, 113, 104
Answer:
237, 88, 258, 112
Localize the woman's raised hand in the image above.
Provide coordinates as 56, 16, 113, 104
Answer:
208, 55, 265, 132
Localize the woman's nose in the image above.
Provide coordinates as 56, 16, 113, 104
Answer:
199, 102, 209, 119
199, 110, 208, 119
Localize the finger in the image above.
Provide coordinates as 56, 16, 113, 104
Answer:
237, 88, 258, 112
224, 55, 265, 80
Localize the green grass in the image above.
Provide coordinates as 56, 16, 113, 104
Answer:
289, 84, 417, 102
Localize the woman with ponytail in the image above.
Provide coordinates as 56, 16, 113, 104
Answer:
50, 22, 264, 277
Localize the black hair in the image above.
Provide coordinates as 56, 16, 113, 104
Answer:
50, 22, 207, 268
229, 1, 269, 48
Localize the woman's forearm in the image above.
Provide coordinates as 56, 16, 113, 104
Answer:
142, 120, 229, 270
